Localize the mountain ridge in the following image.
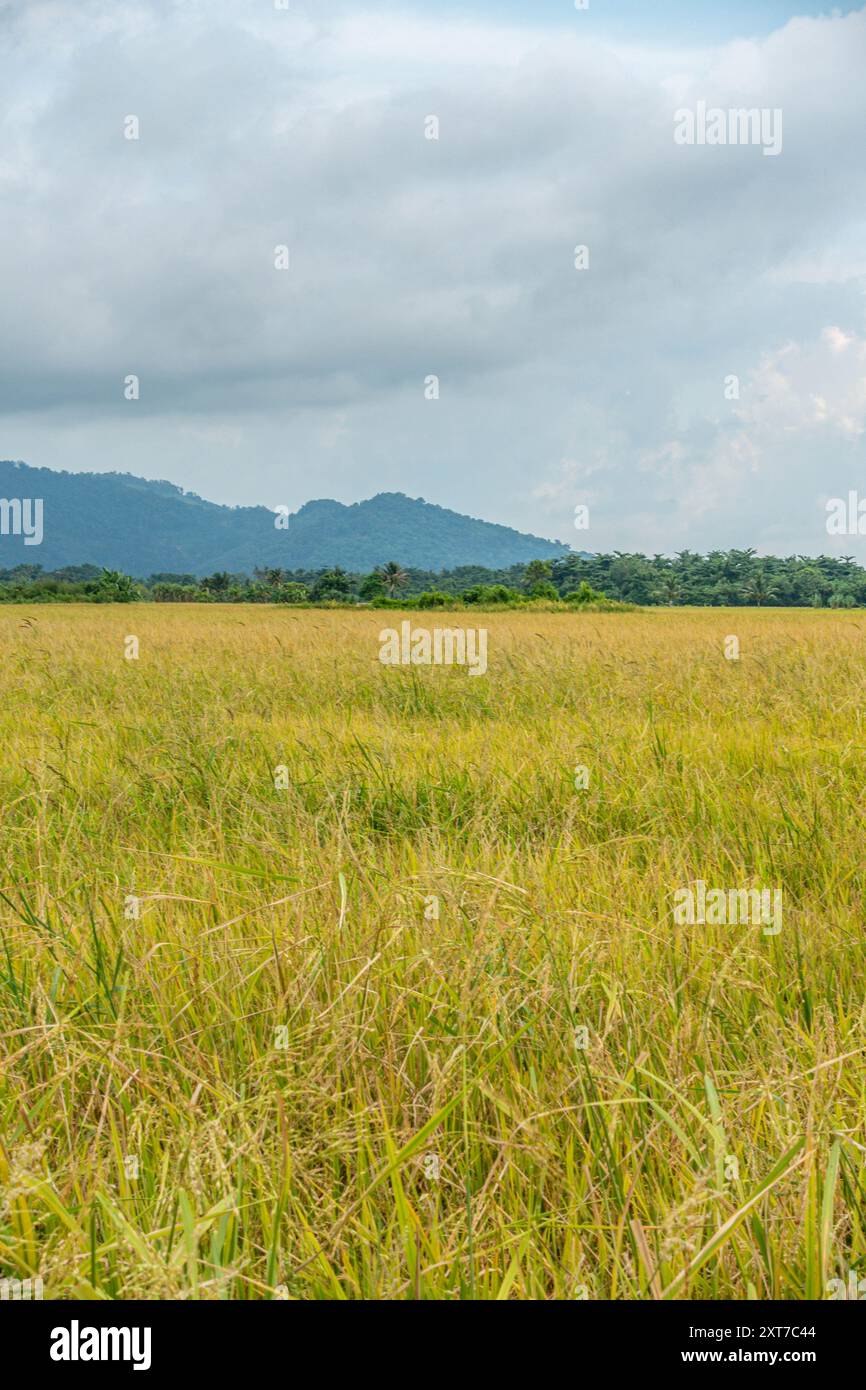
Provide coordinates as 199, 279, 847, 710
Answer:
0, 461, 571, 576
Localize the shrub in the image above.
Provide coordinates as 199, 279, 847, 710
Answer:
527, 581, 559, 601
462, 584, 521, 605
152, 583, 201, 603
564, 581, 606, 605
413, 590, 459, 609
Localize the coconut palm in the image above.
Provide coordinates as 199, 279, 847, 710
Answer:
657, 573, 681, 606
96, 569, 139, 602
743, 572, 776, 606
376, 561, 409, 596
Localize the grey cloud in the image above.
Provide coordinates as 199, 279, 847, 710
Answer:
1, 0, 865, 552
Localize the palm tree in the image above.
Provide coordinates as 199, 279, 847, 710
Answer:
743, 572, 775, 606
658, 573, 681, 606
201, 571, 231, 594
96, 569, 139, 602
376, 561, 409, 597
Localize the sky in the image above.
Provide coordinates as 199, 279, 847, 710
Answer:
378, 0, 844, 42
1, 0, 865, 555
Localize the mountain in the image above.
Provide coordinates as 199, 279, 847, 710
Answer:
0, 461, 570, 576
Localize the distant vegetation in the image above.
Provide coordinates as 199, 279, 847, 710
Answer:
2, 549, 866, 607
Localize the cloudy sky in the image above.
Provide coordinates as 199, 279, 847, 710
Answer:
1, 0, 864, 554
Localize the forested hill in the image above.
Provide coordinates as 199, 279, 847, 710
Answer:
0, 461, 569, 575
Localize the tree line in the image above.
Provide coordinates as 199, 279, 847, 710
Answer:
1, 550, 864, 606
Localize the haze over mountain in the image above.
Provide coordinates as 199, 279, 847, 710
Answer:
0, 461, 570, 577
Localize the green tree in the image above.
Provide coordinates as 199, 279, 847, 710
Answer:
375, 561, 409, 597
523, 559, 553, 593
654, 573, 681, 606
565, 580, 605, 605
311, 567, 352, 601
260, 568, 286, 587
359, 571, 386, 600
528, 580, 559, 601
95, 569, 139, 602
743, 572, 776, 606
276, 582, 309, 604
201, 571, 232, 595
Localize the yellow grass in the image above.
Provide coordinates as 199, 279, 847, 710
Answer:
0, 604, 863, 1299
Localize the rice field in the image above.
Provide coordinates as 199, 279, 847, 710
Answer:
1, 603, 864, 1300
